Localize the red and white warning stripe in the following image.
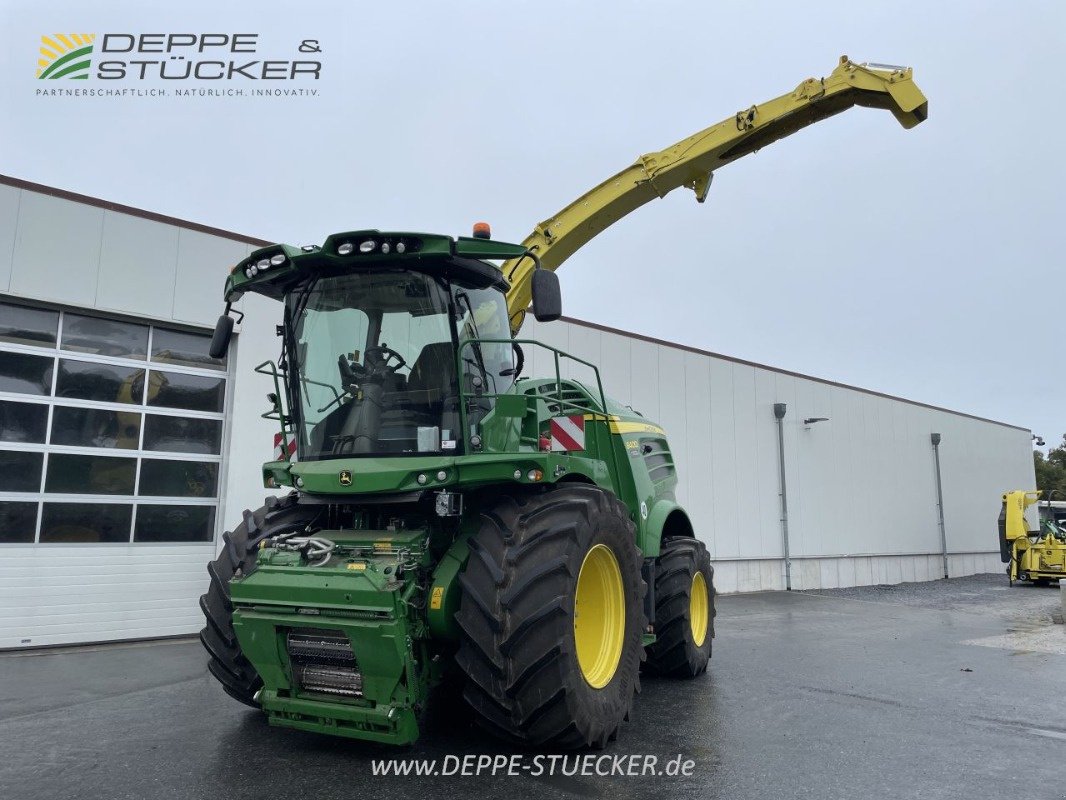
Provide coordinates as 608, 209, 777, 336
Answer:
550, 415, 585, 452
273, 432, 297, 461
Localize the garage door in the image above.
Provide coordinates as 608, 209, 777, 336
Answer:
0, 299, 230, 646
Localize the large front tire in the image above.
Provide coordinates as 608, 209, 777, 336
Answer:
199, 494, 313, 707
455, 485, 646, 748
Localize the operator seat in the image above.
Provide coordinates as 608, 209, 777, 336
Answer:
406, 341, 456, 402
397, 341, 461, 445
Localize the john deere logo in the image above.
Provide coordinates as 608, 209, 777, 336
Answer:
339, 470, 352, 486
37, 34, 95, 80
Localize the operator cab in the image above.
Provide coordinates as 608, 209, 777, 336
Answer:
208, 228, 561, 463
290, 269, 515, 459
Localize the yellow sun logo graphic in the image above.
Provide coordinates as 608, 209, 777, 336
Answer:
37, 34, 96, 80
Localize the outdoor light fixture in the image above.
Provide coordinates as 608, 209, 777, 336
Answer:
803, 417, 829, 426
1033, 434, 1045, 447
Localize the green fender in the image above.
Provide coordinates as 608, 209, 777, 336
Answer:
641, 499, 695, 559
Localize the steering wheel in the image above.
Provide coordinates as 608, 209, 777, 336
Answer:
363, 345, 407, 374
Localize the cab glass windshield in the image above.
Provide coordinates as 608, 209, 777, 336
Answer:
291, 271, 456, 458
288, 270, 515, 460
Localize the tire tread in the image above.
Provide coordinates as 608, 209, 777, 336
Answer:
456, 485, 646, 748
644, 537, 716, 678
198, 493, 309, 708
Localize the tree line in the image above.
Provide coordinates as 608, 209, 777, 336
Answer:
1034, 435, 1066, 496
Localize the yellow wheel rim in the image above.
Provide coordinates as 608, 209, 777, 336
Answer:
690, 571, 709, 647
573, 543, 626, 688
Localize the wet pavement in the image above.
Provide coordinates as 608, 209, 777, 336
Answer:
1, 574, 1063, 800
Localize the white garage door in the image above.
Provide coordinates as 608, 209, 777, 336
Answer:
0, 298, 230, 647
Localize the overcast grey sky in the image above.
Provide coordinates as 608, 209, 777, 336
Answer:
2, 0, 1064, 445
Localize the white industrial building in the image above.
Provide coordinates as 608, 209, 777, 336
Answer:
0, 175, 1036, 648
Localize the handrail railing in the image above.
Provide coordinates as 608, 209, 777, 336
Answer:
456, 338, 624, 481
458, 337, 609, 417
255, 360, 293, 458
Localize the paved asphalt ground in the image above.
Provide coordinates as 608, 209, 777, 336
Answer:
1, 574, 1063, 800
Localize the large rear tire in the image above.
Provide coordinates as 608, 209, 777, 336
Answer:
455, 484, 646, 748
199, 494, 314, 707
644, 537, 715, 678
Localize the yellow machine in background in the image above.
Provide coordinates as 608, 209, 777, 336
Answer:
1000, 490, 1066, 585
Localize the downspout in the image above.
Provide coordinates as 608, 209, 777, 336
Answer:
931, 432, 948, 579
774, 403, 791, 591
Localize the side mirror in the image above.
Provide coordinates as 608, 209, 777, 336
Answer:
531, 269, 562, 322
209, 314, 234, 359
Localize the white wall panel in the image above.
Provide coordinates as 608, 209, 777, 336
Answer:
794, 378, 836, 557
96, 212, 180, 318
220, 290, 286, 534
708, 359, 739, 559
732, 364, 762, 559
596, 328, 631, 404
0, 184, 20, 293
628, 339, 660, 422
565, 321, 602, 389
10, 192, 103, 305
524, 318, 1033, 592
682, 352, 712, 541
753, 369, 780, 561
172, 229, 249, 326
525, 317, 568, 390
656, 345, 687, 505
